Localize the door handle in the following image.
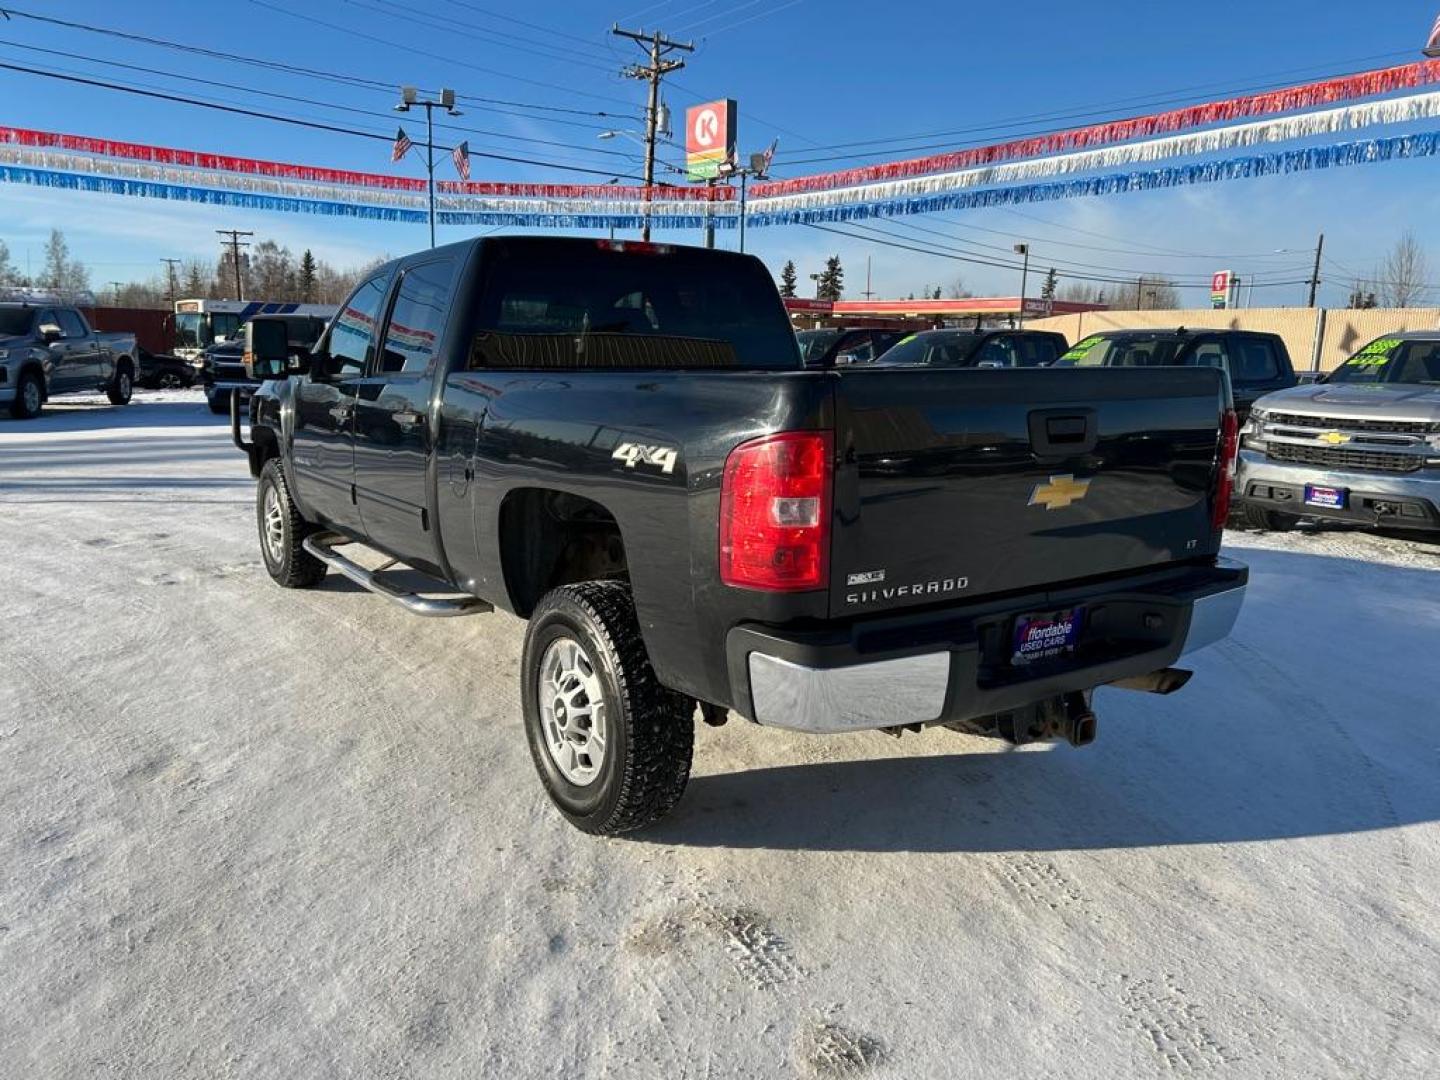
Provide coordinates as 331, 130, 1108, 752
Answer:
328, 404, 352, 423
392, 409, 425, 429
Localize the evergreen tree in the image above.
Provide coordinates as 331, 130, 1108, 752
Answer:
182, 261, 208, 299
1040, 268, 1058, 301
779, 259, 798, 298
930, 286, 942, 300
298, 249, 318, 303
817, 254, 844, 301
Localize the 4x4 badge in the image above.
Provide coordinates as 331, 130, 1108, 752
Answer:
1029, 474, 1092, 510
613, 442, 679, 475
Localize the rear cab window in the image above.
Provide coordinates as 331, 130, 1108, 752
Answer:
469, 241, 800, 370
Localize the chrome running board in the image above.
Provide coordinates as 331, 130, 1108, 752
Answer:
303, 531, 493, 618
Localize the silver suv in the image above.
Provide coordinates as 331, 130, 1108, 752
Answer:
1235, 332, 1440, 533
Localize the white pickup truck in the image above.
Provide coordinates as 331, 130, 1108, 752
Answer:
0, 302, 137, 419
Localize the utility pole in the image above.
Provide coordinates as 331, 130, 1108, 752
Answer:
1307, 232, 1325, 308
216, 230, 253, 300
396, 87, 462, 249
863, 255, 874, 300
1013, 243, 1030, 325
613, 24, 692, 242
160, 258, 181, 302
107, 281, 124, 303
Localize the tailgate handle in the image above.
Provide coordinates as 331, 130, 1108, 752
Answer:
1029, 409, 1098, 457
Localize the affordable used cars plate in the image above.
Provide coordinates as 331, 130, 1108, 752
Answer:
1012, 607, 1085, 666
1304, 484, 1348, 509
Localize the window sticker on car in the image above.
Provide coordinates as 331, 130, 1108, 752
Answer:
1347, 338, 1402, 367
895, 334, 917, 347
1060, 335, 1103, 361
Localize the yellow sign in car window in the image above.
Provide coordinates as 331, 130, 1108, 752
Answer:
1346, 338, 1402, 367
1060, 335, 1104, 362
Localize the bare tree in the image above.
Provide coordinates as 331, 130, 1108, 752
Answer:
946, 276, 972, 299
42, 229, 91, 303
1112, 275, 1179, 310
1058, 281, 1104, 304
1378, 231, 1429, 308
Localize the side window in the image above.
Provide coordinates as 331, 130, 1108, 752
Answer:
329, 272, 391, 375
37, 309, 59, 337
1231, 337, 1281, 383
378, 258, 459, 375
1187, 338, 1229, 370
845, 337, 876, 363
57, 309, 87, 339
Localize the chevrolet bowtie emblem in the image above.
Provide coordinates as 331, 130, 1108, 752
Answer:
1029, 473, 1092, 510
1319, 431, 1349, 446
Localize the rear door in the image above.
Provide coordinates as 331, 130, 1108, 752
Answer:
59, 310, 106, 387
352, 255, 460, 562
829, 366, 1227, 617
292, 270, 392, 531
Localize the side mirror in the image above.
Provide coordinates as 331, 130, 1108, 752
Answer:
39, 323, 62, 342
244, 319, 292, 380
976, 359, 1005, 369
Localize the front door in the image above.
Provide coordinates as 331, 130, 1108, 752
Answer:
291, 270, 392, 532
36, 309, 84, 392
352, 256, 459, 565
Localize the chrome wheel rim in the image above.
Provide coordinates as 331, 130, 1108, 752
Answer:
159, 373, 181, 389
118, 373, 131, 399
538, 636, 607, 786
262, 484, 286, 564
23, 380, 40, 414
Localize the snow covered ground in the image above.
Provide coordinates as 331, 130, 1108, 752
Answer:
2, 392, 1438, 1079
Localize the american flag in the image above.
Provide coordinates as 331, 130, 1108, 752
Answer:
1427, 12, 1440, 57
391, 126, 413, 163
452, 140, 471, 181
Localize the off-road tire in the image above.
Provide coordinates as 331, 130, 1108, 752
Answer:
1242, 503, 1298, 532
11, 369, 43, 418
207, 392, 229, 415
106, 364, 133, 406
522, 581, 694, 835
257, 460, 326, 589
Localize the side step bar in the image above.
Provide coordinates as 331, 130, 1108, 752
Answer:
302, 531, 493, 618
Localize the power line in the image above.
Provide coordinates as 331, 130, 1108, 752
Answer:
0, 4, 621, 120
0, 60, 655, 182
683, 0, 806, 38
244, 0, 637, 108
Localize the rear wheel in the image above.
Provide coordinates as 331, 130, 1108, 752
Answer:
11, 369, 43, 419
107, 366, 133, 406
1242, 504, 1298, 532
207, 391, 229, 415
522, 581, 693, 835
257, 460, 326, 588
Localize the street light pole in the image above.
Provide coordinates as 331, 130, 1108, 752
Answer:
396, 87, 462, 249
1013, 243, 1030, 325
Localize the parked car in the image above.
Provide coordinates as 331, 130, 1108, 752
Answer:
796, 326, 908, 366
203, 313, 328, 414
1054, 329, 1297, 422
235, 236, 1246, 834
1235, 331, 1440, 532
0, 302, 137, 419
875, 328, 1069, 368
136, 345, 195, 389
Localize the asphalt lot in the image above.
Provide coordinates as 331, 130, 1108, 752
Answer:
2, 393, 1438, 1079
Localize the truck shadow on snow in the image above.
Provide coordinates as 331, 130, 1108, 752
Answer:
648, 547, 1440, 854
0, 395, 223, 432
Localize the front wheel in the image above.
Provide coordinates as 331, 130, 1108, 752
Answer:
522, 581, 694, 835
256, 460, 326, 589
207, 391, 229, 415
11, 369, 43, 418
107, 367, 133, 406
1242, 503, 1299, 532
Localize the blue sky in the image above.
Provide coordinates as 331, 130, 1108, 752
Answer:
2, 0, 1440, 305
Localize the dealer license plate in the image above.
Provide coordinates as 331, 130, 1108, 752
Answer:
1012, 607, 1085, 666
1304, 484, 1347, 509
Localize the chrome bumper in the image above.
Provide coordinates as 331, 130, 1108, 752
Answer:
1237, 448, 1440, 502
741, 562, 1247, 734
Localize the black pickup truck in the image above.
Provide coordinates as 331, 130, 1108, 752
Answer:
236, 237, 1247, 834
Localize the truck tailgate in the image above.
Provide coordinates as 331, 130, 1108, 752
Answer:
830, 366, 1226, 617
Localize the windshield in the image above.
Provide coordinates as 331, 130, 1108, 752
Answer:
796, 329, 843, 363
874, 331, 980, 367
212, 313, 243, 343
1324, 336, 1440, 386
1055, 333, 1183, 367
175, 311, 204, 348
0, 308, 35, 337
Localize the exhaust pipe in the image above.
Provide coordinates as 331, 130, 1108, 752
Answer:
1061, 691, 1097, 747
1107, 667, 1193, 695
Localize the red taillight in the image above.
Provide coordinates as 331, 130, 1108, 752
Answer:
719, 431, 833, 592
1212, 409, 1239, 528
596, 239, 671, 255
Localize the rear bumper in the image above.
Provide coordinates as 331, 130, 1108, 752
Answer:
1236, 449, 1440, 530
726, 559, 1247, 734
